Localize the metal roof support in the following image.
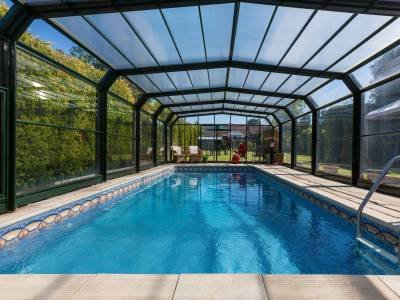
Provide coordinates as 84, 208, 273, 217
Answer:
152, 105, 165, 166
342, 75, 362, 186
176, 107, 273, 116
166, 100, 283, 110
119, 61, 342, 80
148, 87, 306, 100
134, 95, 150, 172
0, 5, 34, 212
97, 70, 119, 181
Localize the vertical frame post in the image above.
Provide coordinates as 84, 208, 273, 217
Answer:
311, 110, 318, 175
97, 70, 118, 182
291, 119, 296, 169
135, 95, 150, 172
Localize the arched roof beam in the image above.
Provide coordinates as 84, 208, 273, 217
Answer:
166, 100, 283, 109
120, 61, 341, 79
147, 87, 305, 100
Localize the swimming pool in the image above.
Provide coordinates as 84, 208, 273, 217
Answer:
0, 169, 397, 274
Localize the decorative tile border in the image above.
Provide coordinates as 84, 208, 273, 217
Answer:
0, 164, 398, 256
0, 167, 174, 250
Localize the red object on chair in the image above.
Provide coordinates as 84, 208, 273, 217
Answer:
238, 143, 247, 160
231, 152, 241, 164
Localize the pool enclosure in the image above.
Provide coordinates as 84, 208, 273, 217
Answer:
0, 0, 399, 213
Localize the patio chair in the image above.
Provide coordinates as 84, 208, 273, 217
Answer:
171, 146, 186, 163
188, 146, 203, 163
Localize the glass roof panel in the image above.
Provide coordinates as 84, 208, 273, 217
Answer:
212, 92, 225, 100
281, 10, 351, 68
147, 73, 176, 91
310, 80, 351, 107
256, 6, 314, 65
198, 93, 212, 100
170, 95, 187, 103
243, 70, 269, 90
184, 94, 198, 101
53, 16, 131, 69
266, 108, 277, 113
264, 97, 281, 105
350, 43, 400, 89
295, 77, 329, 95
85, 14, 156, 68
238, 93, 253, 101
128, 75, 159, 93
276, 75, 310, 94
201, 4, 234, 61
157, 96, 173, 105
209, 68, 227, 87
251, 95, 267, 103
188, 70, 209, 89
276, 98, 294, 106
228, 68, 248, 88
233, 3, 275, 62
287, 100, 311, 117
167, 71, 193, 90
122, 10, 181, 65
162, 6, 206, 63
275, 109, 290, 122
329, 18, 400, 72
261, 73, 290, 92
305, 14, 391, 70
226, 92, 240, 99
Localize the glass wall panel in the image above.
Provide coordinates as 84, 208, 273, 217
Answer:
110, 77, 143, 104
142, 98, 161, 115
216, 124, 231, 161
230, 124, 247, 160
295, 113, 312, 169
16, 49, 98, 196
287, 100, 311, 117
360, 78, 400, 187
351, 44, 400, 89
200, 125, 216, 160
107, 94, 134, 172
310, 80, 351, 108
20, 20, 107, 82
282, 122, 292, 164
317, 98, 353, 177
140, 112, 153, 170
247, 124, 261, 162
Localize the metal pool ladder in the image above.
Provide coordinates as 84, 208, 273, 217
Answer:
356, 154, 400, 266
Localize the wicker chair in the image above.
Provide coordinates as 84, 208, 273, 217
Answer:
171, 146, 186, 163
188, 146, 203, 163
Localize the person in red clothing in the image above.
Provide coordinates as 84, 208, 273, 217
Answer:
232, 143, 247, 163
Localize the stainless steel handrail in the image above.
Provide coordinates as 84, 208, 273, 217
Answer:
356, 155, 400, 238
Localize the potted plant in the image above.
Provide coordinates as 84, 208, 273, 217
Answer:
202, 155, 209, 163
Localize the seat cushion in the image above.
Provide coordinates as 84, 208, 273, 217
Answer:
188, 146, 198, 155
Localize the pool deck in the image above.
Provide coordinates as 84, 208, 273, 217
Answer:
0, 274, 399, 299
0, 164, 400, 299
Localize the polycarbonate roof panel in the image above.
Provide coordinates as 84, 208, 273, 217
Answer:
275, 109, 290, 122
169, 95, 187, 103
85, 14, 156, 67
228, 68, 248, 88
167, 71, 193, 90
212, 92, 225, 100
54, 16, 132, 69
250, 95, 267, 104
329, 18, 400, 72
310, 80, 351, 107
147, 73, 176, 91
261, 73, 290, 92
188, 70, 209, 89
263, 97, 282, 105
276, 98, 294, 106
122, 10, 181, 65
161, 6, 206, 63
128, 75, 159, 93
256, 6, 314, 65
295, 77, 329, 95
276, 75, 310, 94
305, 14, 391, 70
209, 68, 228, 87
280, 10, 352, 68
243, 70, 269, 90
233, 3, 275, 62
200, 4, 234, 61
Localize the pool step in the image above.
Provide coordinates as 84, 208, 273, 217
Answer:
356, 237, 398, 266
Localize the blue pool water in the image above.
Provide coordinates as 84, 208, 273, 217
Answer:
0, 171, 395, 274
